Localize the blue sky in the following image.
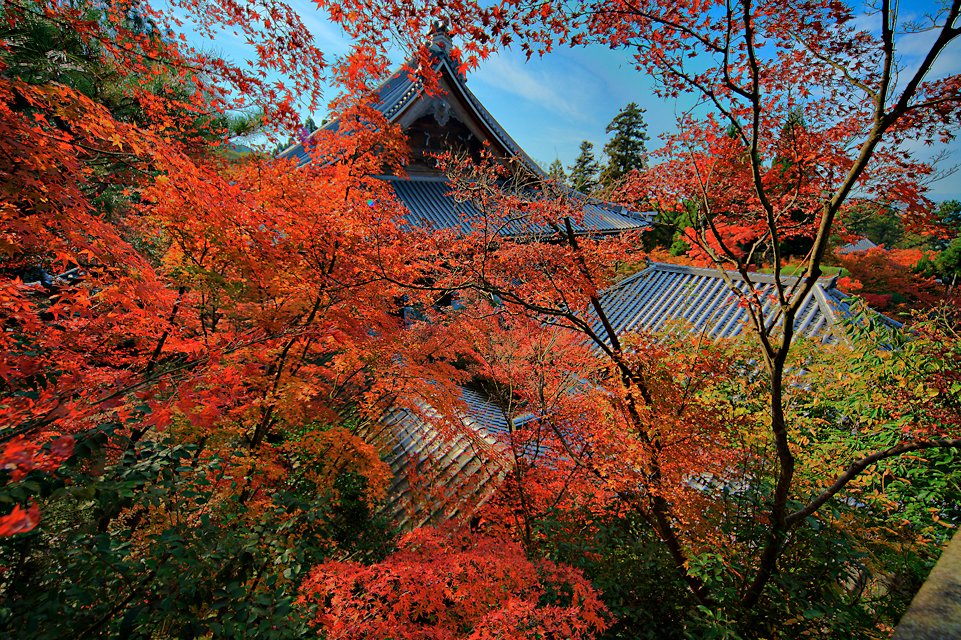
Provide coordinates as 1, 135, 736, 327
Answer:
182, 0, 960, 201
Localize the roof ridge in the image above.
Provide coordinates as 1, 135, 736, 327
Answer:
378, 174, 449, 182
645, 262, 841, 287
605, 263, 659, 292
276, 54, 433, 162
432, 56, 546, 177
278, 42, 548, 177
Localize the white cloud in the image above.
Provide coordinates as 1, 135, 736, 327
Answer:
472, 52, 593, 122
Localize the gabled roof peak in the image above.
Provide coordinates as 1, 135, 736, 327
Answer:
428, 18, 454, 54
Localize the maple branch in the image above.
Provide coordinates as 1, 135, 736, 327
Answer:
722, 0, 751, 100
559, 220, 711, 601
250, 286, 332, 448
618, 1, 726, 54
145, 286, 186, 377
787, 32, 879, 100
681, 136, 747, 269
728, 2, 960, 606
738, 0, 785, 303
740, 317, 796, 608
803, 0, 960, 293
562, 216, 622, 354
743, 19, 961, 605
786, 437, 961, 526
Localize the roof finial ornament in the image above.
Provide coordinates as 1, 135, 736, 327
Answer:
429, 17, 452, 53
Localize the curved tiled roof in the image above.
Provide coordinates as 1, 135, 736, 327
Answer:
598, 262, 897, 344
388, 176, 649, 237
366, 386, 517, 529
373, 262, 896, 529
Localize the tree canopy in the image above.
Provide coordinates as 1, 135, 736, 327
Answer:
569, 140, 601, 193
600, 102, 649, 187
1, 0, 960, 638
548, 157, 568, 185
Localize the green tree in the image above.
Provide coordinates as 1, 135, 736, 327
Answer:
0, 428, 395, 638
642, 200, 698, 255
933, 200, 961, 248
547, 158, 568, 185
844, 203, 905, 248
935, 238, 961, 289
917, 201, 961, 283
600, 102, 649, 187
569, 140, 601, 193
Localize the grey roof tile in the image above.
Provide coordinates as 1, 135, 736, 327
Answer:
374, 262, 898, 529
388, 177, 647, 236
598, 262, 898, 345
365, 385, 513, 529
837, 237, 879, 254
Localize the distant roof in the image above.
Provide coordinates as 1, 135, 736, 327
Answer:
597, 262, 898, 344
365, 385, 519, 529
838, 237, 879, 254
374, 262, 897, 529
388, 176, 650, 237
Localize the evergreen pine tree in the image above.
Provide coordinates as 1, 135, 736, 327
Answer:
547, 158, 568, 185
568, 141, 601, 193
600, 102, 649, 186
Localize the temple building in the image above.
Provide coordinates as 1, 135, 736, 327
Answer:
279, 23, 651, 238
277, 26, 891, 529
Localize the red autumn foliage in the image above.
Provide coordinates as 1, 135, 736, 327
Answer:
0, 436, 72, 535
0, 502, 40, 537
837, 247, 944, 316
0, 0, 444, 533
0, 436, 74, 483
300, 527, 609, 639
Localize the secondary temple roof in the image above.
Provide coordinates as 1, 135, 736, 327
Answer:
596, 262, 895, 344
372, 263, 895, 528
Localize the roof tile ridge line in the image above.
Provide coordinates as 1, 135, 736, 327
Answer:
603, 262, 660, 292
648, 262, 793, 284
794, 290, 826, 336
386, 47, 479, 120
635, 270, 696, 331
389, 174, 643, 232
566, 192, 650, 221
379, 174, 449, 182
823, 284, 904, 330
383, 69, 425, 118
650, 262, 840, 288
276, 57, 428, 160
810, 283, 849, 345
